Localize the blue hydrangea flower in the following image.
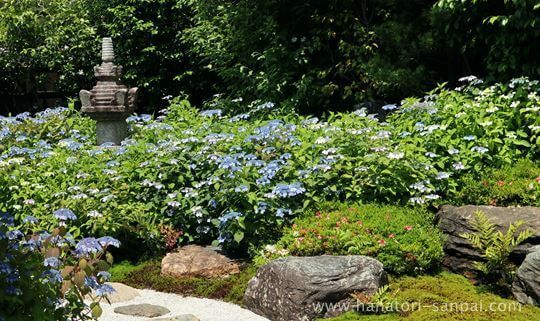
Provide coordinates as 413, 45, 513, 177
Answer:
53, 208, 77, 221
0, 262, 12, 274
42, 269, 63, 283
270, 182, 306, 198
96, 284, 116, 297
5, 270, 19, 283
84, 276, 99, 289
276, 208, 292, 218
200, 109, 222, 117
436, 172, 451, 180
0, 212, 14, 227
219, 212, 242, 224
97, 236, 121, 248
234, 185, 249, 193
7, 230, 23, 240
5, 286, 22, 296
382, 104, 397, 111
97, 271, 111, 281
75, 238, 103, 256
22, 216, 39, 224
471, 146, 489, 154
44, 257, 60, 268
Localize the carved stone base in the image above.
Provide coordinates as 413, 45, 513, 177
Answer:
96, 120, 128, 146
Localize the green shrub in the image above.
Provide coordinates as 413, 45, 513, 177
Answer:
453, 159, 540, 206
433, 0, 540, 81
87, 0, 216, 109
0, 0, 98, 96
277, 204, 444, 275
182, 0, 440, 114
1, 78, 538, 256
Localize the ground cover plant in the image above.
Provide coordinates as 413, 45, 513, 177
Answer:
0, 77, 539, 258
274, 204, 444, 275
453, 159, 540, 206
321, 272, 540, 321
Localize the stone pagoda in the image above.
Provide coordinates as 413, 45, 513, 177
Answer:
80, 37, 138, 146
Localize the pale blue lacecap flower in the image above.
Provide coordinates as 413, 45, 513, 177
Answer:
75, 238, 103, 256
44, 257, 60, 268
97, 271, 111, 281
97, 236, 121, 248
42, 269, 63, 283
53, 208, 77, 221
96, 284, 116, 297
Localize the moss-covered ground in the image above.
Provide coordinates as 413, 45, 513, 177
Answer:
109, 261, 256, 305
322, 272, 540, 321
111, 262, 540, 321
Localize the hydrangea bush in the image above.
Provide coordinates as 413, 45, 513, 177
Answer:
0, 208, 118, 320
0, 77, 538, 254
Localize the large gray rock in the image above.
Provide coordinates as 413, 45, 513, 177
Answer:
114, 303, 170, 318
436, 205, 540, 274
513, 245, 540, 306
244, 255, 387, 321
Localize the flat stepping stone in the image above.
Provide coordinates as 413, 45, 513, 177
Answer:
146, 315, 200, 321
114, 303, 170, 318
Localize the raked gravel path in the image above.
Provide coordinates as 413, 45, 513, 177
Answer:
98, 287, 270, 321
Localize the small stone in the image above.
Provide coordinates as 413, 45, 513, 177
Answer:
146, 315, 200, 321
114, 303, 170, 318
104, 282, 140, 303
161, 245, 241, 278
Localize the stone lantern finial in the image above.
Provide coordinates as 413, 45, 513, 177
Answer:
101, 37, 115, 63
79, 37, 138, 146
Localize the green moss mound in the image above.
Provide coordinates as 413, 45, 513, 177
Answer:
323, 272, 540, 321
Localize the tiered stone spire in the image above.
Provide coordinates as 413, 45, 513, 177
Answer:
80, 37, 138, 145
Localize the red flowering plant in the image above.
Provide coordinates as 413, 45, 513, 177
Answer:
453, 159, 540, 206
276, 204, 444, 275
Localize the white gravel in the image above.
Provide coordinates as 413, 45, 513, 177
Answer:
98, 288, 269, 321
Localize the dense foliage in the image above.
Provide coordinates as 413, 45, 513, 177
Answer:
434, 0, 540, 81
0, 209, 118, 321
454, 160, 540, 206
2, 1, 540, 114
183, 0, 439, 113
87, 0, 214, 109
0, 78, 538, 256
0, 0, 98, 96
276, 204, 444, 275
